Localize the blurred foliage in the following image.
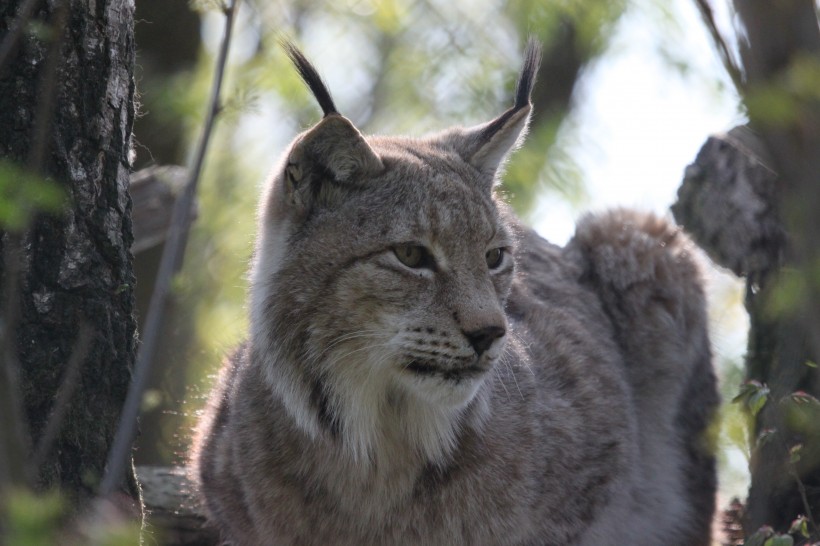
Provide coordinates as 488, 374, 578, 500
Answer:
0, 160, 64, 231
2, 489, 64, 546
1, 489, 141, 546
745, 54, 820, 127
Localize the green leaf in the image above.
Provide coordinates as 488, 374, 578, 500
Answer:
766, 270, 807, 317
3, 488, 64, 546
733, 380, 763, 404
805, 360, 818, 368
749, 386, 770, 417
763, 534, 794, 546
788, 515, 809, 538
789, 391, 820, 405
786, 55, 820, 100
732, 381, 771, 417
745, 526, 774, 546
746, 84, 798, 126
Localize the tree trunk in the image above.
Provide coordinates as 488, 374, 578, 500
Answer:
0, 0, 138, 509
677, 0, 820, 538
732, 0, 820, 536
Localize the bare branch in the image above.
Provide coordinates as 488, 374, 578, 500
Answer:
692, 0, 745, 93
99, 0, 240, 497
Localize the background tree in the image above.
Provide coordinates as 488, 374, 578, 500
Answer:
0, 0, 139, 537
677, 0, 820, 541
735, 2, 820, 537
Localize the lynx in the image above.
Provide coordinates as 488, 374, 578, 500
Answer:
191, 40, 718, 545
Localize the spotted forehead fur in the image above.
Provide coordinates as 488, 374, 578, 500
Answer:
368, 141, 502, 240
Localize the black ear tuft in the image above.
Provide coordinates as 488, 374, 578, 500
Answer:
282, 40, 339, 117
445, 38, 541, 180
477, 38, 541, 143
514, 37, 541, 111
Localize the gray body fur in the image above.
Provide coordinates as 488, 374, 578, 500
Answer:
191, 42, 718, 545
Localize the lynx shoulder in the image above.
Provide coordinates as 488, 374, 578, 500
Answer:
190, 40, 718, 546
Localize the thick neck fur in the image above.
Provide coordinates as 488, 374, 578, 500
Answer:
256, 340, 491, 469
249, 194, 494, 467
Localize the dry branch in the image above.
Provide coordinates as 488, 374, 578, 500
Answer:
137, 466, 219, 546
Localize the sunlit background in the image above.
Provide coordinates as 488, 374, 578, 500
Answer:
133, 0, 751, 511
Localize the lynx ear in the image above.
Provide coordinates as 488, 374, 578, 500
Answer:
454, 39, 541, 179
281, 41, 384, 213
284, 115, 383, 212
289, 115, 383, 182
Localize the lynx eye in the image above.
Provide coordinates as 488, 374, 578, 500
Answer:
393, 244, 433, 269
486, 248, 504, 269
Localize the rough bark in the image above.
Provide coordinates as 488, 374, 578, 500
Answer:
675, 125, 820, 540
731, 0, 820, 536
0, 0, 138, 507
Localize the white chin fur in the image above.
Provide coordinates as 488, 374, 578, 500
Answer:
395, 369, 487, 408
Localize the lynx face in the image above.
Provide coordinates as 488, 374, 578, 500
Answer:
247, 45, 538, 460
252, 142, 518, 458
298, 157, 514, 408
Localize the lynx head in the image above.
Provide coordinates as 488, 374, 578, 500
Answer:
250, 41, 540, 462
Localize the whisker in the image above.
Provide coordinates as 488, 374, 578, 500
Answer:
498, 351, 524, 400
321, 329, 385, 355
493, 364, 512, 401
306, 329, 386, 367
328, 342, 395, 365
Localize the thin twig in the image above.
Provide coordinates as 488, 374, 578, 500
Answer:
692, 0, 745, 93
32, 323, 93, 473
99, 0, 240, 496
0, 0, 42, 76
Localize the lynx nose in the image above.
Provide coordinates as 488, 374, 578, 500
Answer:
464, 325, 505, 356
